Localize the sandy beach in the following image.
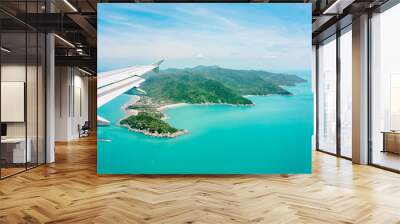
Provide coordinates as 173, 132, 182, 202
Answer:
157, 103, 189, 111
121, 124, 188, 138
123, 95, 141, 116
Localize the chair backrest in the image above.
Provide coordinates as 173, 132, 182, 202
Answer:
82, 121, 90, 129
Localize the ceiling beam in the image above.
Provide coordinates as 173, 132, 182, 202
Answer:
67, 13, 97, 46
13, 13, 82, 32
323, 0, 356, 14
55, 55, 96, 71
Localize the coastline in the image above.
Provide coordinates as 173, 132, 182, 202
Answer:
120, 124, 188, 138
120, 96, 257, 138
243, 94, 270, 97
158, 101, 255, 111
122, 95, 140, 116
243, 93, 292, 97
191, 102, 255, 107
120, 97, 188, 138
158, 103, 189, 111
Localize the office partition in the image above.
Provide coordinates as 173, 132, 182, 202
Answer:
0, 1, 47, 179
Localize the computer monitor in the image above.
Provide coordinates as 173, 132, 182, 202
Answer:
1, 123, 7, 137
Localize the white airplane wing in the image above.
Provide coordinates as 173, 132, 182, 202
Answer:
97, 60, 163, 125
97, 60, 163, 108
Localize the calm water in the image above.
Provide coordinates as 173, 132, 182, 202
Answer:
97, 71, 313, 174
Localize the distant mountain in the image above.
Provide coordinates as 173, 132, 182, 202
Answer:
142, 66, 306, 104
142, 73, 253, 105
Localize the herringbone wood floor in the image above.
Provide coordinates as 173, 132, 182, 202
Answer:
1, 136, 400, 224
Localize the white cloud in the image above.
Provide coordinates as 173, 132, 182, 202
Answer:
98, 5, 311, 71
196, 53, 204, 59
263, 54, 277, 59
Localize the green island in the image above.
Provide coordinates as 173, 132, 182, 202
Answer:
120, 66, 306, 137
120, 112, 186, 138
127, 104, 164, 119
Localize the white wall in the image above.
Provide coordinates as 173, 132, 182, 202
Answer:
71, 73, 89, 138
1, 65, 26, 140
55, 67, 69, 141
1, 64, 40, 138
55, 67, 89, 141
1, 63, 46, 164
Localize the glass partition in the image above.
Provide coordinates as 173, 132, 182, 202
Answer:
38, 32, 45, 165
27, 30, 38, 169
0, 2, 46, 179
317, 36, 337, 154
370, 3, 400, 171
339, 27, 352, 158
1, 30, 28, 177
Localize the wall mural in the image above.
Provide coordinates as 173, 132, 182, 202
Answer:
97, 3, 313, 174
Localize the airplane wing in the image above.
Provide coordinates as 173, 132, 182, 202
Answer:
97, 60, 163, 125
97, 60, 163, 108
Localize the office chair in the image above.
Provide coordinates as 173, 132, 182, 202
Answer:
79, 121, 90, 138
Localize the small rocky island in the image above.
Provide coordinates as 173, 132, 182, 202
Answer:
120, 111, 187, 138
120, 65, 306, 138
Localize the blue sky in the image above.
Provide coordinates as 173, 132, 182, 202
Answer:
98, 4, 311, 72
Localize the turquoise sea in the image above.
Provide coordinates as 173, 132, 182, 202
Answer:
97, 71, 313, 174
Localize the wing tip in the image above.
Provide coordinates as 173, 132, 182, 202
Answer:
154, 59, 164, 67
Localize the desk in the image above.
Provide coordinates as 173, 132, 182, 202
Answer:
382, 131, 400, 154
1, 138, 31, 163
